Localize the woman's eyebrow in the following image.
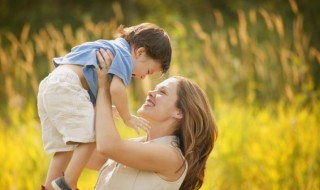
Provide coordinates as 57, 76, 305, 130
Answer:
159, 86, 169, 92
154, 84, 169, 91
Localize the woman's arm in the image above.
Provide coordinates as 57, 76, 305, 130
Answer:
95, 49, 185, 180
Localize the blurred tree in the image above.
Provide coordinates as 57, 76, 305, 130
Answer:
0, 0, 115, 35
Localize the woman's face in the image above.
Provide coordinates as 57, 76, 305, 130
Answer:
137, 77, 181, 122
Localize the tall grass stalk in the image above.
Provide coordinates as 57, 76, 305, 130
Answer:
0, 3, 319, 189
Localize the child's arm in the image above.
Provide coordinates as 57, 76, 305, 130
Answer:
110, 75, 131, 121
110, 75, 150, 134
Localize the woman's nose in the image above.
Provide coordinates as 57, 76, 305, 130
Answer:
148, 90, 156, 96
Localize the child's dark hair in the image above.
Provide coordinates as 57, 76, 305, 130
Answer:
117, 23, 172, 74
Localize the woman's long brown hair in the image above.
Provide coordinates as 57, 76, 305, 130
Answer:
173, 76, 218, 190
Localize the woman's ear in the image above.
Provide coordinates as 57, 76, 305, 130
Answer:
172, 109, 183, 120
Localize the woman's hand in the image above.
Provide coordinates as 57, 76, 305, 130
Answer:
96, 48, 114, 90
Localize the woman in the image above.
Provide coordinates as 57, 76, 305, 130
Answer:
87, 49, 218, 190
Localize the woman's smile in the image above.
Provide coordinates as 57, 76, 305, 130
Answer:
144, 98, 155, 107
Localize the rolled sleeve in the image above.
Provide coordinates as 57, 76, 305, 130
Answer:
108, 54, 133, 87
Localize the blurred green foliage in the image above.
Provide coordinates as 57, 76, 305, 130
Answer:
1, 0, 320, 44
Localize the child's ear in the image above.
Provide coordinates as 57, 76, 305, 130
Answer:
136, 47, 146, 56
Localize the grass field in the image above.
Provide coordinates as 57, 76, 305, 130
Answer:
0, 6, 319, 190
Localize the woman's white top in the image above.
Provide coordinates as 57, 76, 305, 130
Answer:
95, 136, 187, 190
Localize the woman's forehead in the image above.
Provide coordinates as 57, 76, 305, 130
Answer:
157, 77, 178, 88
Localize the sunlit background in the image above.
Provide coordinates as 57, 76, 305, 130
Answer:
0, 0, 319, 189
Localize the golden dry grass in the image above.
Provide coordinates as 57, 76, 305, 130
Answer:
0, 3, 319, 189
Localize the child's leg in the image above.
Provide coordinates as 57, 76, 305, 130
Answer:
45, 151, 73, 190
63, 142, 95, 189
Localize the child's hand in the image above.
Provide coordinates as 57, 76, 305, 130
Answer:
124, 115, 150, 135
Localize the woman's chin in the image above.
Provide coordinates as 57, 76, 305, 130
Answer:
137, 106, 152, 117
137, 107, 145, 115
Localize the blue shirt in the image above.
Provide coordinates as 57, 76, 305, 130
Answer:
53, 38, 133, 105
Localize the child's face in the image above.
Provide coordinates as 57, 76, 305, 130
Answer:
132, 47, 162, 79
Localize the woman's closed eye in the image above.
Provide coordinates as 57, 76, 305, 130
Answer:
154, 85, 168, 95
157, 87, 167, 95
160, 90, 166, 94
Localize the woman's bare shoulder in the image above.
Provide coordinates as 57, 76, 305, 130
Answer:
127, 136, 147, 142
